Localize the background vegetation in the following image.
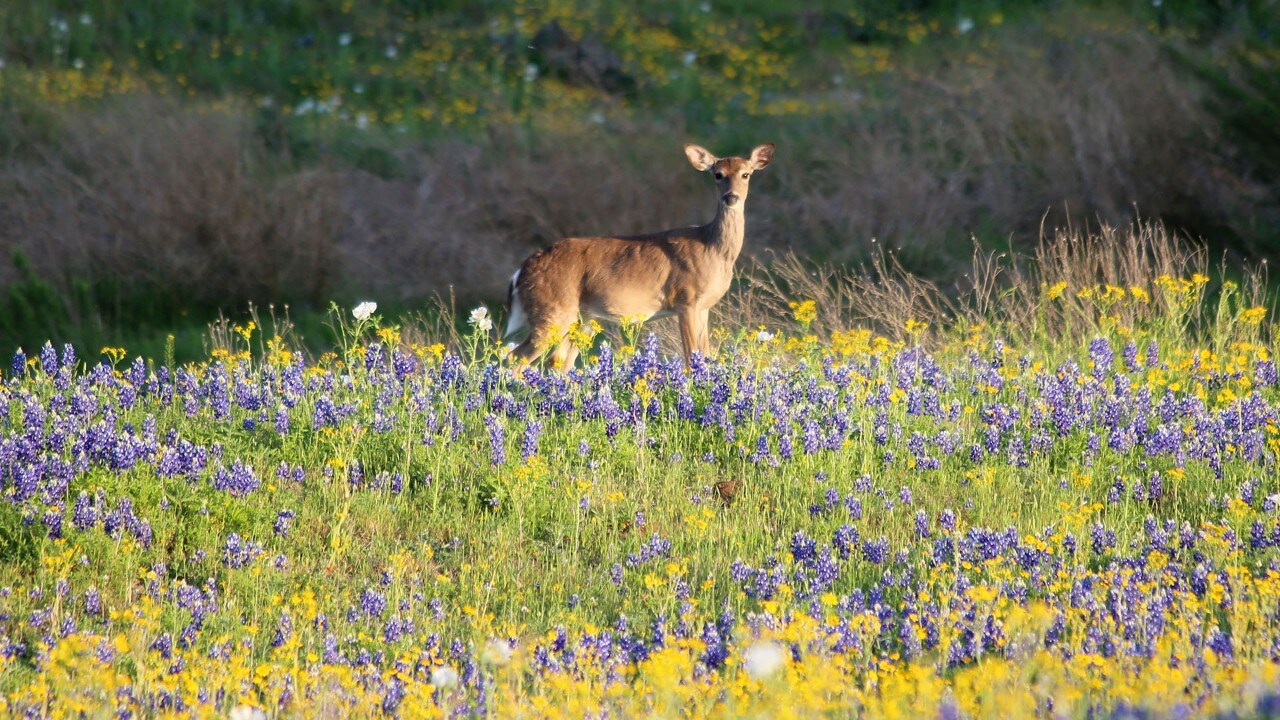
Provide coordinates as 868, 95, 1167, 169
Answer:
1, 0, 1278, 359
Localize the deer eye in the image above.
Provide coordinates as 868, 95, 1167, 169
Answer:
713, 171, 724, 180
741, 173, 749, 179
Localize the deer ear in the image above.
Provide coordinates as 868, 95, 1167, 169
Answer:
684, 144, 718, 172
749, 143, 775, 170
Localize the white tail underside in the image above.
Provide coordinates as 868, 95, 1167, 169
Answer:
504, 268, 527, 338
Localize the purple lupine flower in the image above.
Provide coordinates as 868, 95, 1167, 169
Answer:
1256, 360, 1278, 387
274, 509, 296, 537
833, 525, 858, 559
150, 633, 173, 659
211, 460, 260, 496
484, 414, 506, 466
521, 419, 542, 461
84, 587, 103, 616
824, 488, 839, 508
790, 532, 817, 564
939, 509, 957, 533
72, 491, 99, 531
361, 589, 387, 618
914, 510, 930, 538
1241, 479, 1258, 505
1149, 473, 1164, 502
43, 510, 64, 539
1090, 523, 1116, 555
312, 396, 341, 428
1250, 520, 1271, 550
862, 537, 889, 565
1122, 340, 1139, 371
223, 534, 264, 569
272, 612, 293, 648
1207, 628, 1233, 661
382, 677, 406, 713
39, 342, 58, 375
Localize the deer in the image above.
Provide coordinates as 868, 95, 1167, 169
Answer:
503, 142, 775, 370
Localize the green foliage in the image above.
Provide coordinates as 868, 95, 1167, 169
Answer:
2, 0, 1273, 137
1, 0, 1277, 366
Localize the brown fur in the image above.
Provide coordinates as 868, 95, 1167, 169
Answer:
507, 143, 775, 368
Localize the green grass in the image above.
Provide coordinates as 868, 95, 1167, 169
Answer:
2, 247, 1280, 715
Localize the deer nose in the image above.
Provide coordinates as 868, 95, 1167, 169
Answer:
722, 192, 740, 206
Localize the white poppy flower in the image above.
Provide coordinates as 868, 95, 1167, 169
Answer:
429, 665, 459, 688
743, 641, 786, 679
469, 306, 493, 332
481, 638, 513, 665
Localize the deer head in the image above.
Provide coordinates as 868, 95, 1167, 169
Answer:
684, 143, 775, 208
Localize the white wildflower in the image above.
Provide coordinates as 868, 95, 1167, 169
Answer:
469, 306, 493, 332
481, 638, 513, 665
352, 301, 377, 322
79, 13, 92, 25
338, 32, 353, 47
229, 706, 267, 720
429, 665, 459, 688
742, 641, 786, 679
755, 329, 775, 342
957, 17, 975, 34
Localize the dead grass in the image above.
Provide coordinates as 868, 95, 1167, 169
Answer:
716, 220, 1268, 354
0, 97, 340, 315
755, 25, 1256, 273
333, 130, 706, 305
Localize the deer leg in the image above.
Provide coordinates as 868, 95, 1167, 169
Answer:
550, 337, 579, 372
511, 317, 569, 366
510, 338, 540, 364
677, 305, 698, 367
695, 307, 711, 358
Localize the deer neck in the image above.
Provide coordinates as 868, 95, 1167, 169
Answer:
705, 203, 745, 261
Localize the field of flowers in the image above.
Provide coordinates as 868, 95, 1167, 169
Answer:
3, 236, 1280, 718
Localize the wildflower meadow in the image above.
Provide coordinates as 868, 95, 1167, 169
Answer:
4, 226, 1280, 718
